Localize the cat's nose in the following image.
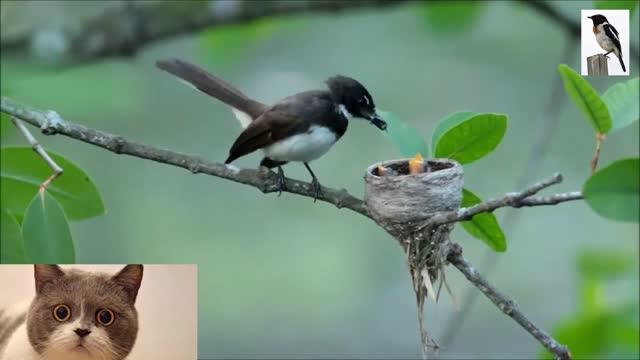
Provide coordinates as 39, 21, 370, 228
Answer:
74, 328, 91, 338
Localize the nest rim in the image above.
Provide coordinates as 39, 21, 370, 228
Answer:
366, 158, 459, 178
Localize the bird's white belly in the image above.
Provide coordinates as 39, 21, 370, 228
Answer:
595, 26, 615, 51
263, 126, 337, 162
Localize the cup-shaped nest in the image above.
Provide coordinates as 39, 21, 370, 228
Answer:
364, 158, 463, 232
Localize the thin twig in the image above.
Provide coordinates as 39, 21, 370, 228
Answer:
590, 133, 605, 174
425, 174, 574, 227
446, 243, 572, 360
10, 116, 63, 195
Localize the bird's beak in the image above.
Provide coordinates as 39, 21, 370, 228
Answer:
367, 111, 387, 131
588, 16, 592, 18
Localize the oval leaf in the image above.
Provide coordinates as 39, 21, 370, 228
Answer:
1, 208, 28, 263
602, 77, 639, 132
583, 158, 639, 222
558, 64, 612, 134
1, 146, 105, 220
431, 111, 476, 153
378, 111, 429, 158
460, 188, 506, 252
22, 191, 75, 263
434, 113, 507, 164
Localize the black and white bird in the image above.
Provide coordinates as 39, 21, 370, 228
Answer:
588, 14, 626, 72
156, 59, 387, 200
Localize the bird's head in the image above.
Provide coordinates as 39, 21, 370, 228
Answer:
587, 14, 609, 25
326, 75, 387, 131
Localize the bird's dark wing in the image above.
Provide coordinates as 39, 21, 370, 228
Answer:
225, 108, 308, 164
603, 24, 622, 54
224, 90, 336, 163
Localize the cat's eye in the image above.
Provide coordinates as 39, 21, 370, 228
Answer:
96, 308, 115, 326
52, 304, 71, 322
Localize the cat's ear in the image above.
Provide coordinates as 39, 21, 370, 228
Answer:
34, 265, 65, 294
112, 265, 143, 303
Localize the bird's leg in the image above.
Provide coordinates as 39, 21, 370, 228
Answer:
304, 162, 323, 202
276, 166, 286, 196
260, 158, 288, 196
603, 50, 612, 59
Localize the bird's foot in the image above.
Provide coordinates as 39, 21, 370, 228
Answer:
276, 167, 287, 197
311, 177, 323, 202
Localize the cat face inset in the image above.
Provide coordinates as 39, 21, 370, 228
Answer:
27, 265, 143, 360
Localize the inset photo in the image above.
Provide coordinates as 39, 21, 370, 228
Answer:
581, 9, 630, 76
0, 264, 197, 360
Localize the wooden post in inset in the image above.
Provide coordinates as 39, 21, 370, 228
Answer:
587, 54, 608, 75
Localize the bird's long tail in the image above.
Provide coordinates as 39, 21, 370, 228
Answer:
617, 53, 626, 72
156, 59, 267, 123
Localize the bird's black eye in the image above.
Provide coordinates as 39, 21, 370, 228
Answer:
53, 304, 71, 322
96, 308, 115, 326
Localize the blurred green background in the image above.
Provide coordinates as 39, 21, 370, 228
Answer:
1, 1, 638, 358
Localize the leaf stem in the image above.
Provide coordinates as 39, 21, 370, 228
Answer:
10, 116, 64, 194
590, 133, 605, 175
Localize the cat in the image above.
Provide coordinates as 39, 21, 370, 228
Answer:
0, 264, 143, 360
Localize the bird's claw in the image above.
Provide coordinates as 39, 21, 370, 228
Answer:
311, 178, 323, 202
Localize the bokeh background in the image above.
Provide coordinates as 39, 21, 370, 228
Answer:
1, 1, 638, 359
0, 264, 198, 360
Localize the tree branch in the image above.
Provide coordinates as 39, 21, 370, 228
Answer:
425, 174, 583, 227
1, 96, 576, 357
0, 96, 368, 217
0, 0, 407, 62
2, 0, 636, 64
446, 243, 572, 360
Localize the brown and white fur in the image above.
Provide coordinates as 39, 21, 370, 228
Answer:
0, 265, 143, 360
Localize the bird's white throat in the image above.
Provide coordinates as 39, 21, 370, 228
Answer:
338, 104, 353, 120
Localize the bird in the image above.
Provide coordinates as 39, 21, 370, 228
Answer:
156, 59, 387, 201
588, 14, 626, 72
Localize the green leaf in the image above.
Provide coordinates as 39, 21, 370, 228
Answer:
1, 146, 105, 220
1, 208, 27, 263
583, 158, 639, 222
541, 305, 640, 359
422, 1, 485, 34
1, 109, 13, 140
460, 188, 507, 252
433, 113, 507, 164
22, 192, 75, 263
558, 64, 612, 134
431, 111, 476, 153
595, 0, 638, 14
578, 248, 636, 280
378, 110, 429, 158
602, 77, 639, 132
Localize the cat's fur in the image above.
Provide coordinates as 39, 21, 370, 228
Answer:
0, 265, 143, 360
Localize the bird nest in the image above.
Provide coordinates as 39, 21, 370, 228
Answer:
364, 157, 463, 352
